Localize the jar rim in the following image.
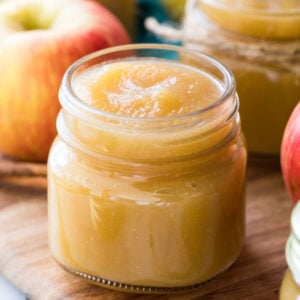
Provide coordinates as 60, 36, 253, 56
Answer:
59, 43, 236, 126
198, 0, 300, 15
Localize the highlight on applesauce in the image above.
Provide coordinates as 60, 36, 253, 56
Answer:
47, 44, 247, 293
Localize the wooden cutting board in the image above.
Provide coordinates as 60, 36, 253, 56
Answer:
0, 158, 293, 300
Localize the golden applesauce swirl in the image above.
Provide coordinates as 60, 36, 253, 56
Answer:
73, 60, 223, 118
59, 58, 238, 163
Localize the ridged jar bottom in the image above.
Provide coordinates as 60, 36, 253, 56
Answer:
60, 263, 221, 294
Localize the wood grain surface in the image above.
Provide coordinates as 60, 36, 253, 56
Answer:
0, 159, 293, 300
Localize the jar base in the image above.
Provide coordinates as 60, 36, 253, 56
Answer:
61, 264, 219, 294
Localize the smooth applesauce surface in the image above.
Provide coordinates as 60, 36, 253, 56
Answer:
48, 58, 246, 290
73, 60, 222, 118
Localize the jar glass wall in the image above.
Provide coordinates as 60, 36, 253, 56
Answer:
47, 44, 247, 293
184, 0, 300, 156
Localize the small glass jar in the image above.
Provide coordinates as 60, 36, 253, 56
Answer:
47, 44, 247, 293
183, 0, 300, 156
280, 201, 300, 300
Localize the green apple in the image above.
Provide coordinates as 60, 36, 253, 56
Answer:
0, 0, 130, 162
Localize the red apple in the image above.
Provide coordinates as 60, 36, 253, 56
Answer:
281, 101, 300, 203
0, 0, 130, 162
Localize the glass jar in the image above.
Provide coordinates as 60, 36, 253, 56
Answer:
47, 44, 247, 293
280, 201, 300, 300
183, 0, 300, 156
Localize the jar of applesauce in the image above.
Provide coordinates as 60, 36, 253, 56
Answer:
280, 201, 300, 300
181, 0, 300, 156
47, 44, 247, 293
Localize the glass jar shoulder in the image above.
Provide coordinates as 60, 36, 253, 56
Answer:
48, 133, 247, 234
48, 132, 246, 193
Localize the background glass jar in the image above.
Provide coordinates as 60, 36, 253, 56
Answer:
47, 44, 247, 293
280, 201, 300, 299
183, 0, 300, 156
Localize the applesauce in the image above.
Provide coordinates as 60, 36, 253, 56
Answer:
183, 0, 300, 155
280, 270, 300, 300
48, 44, 247, 293
279, 201, 300, 300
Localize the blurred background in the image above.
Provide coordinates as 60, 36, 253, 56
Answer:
99, 0, 185, 43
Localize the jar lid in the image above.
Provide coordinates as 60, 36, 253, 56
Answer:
286, 201, 300, 286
